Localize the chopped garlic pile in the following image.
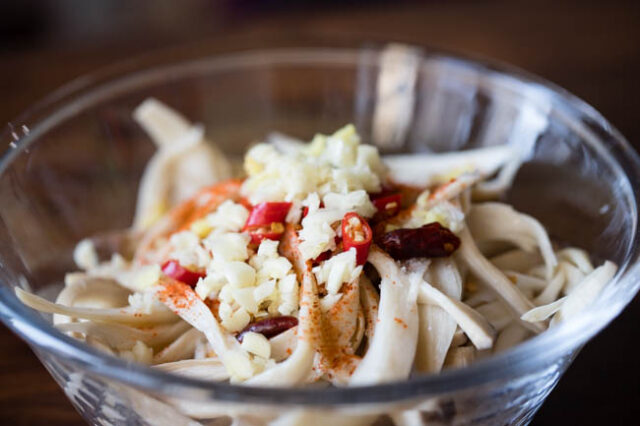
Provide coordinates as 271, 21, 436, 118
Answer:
313, 249, 361, 296
241, 125, 385, 204
167, 225, 300, 333
242, 124, 386, 286
209, 238, 298, 332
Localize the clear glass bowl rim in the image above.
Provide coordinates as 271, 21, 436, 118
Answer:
1, 45, 640, 406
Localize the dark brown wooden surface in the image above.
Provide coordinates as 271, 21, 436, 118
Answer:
1, 1, 639, 424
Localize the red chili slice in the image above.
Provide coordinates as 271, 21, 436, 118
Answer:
244, 202, 292, 228
371, 193, 402, 218
247, 222, 286, 245
342, 212, 373, 266
377, 222, 460, 260
244, 202, 291, 244
161, 260, 206, 287
237, 316, 299, 342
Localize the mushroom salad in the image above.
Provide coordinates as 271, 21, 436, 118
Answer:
17, 98, 617, 388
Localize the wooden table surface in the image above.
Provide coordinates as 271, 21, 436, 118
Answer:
1, 1, 639, 424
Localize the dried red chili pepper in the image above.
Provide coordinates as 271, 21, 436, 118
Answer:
161, 260, 206, 287
342, 212, 373, 266
377, 222, 460, 260
237, 316, 299, 342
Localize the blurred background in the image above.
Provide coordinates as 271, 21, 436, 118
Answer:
1, 0, 639, 424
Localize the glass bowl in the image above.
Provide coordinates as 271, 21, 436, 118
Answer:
1, 45, 639, 426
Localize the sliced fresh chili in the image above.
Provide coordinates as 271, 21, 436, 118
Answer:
244, 202, 292, 228
244, 202, 291, 244
342, 212, 373, 266
161, 260, 206, 287
371, 193, 402, 219
247, 222, 286, 245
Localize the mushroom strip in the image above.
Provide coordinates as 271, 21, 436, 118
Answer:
490, 249, 543, 273
56, 320, 191, 351
359, 275, 380, 352
456, 228, 545, 333
153, 328, 204, 364
132, 98, 231, 230
550, 261, 617, 325
467, 203, 557, 278
53, 274, 131, 325
15, 288, 178, 326
383, 145, 516, 188
155, 278, 254, 381
132, 128, 201, 230
320, 279, 363, 385
155, 358, 230, 381
416, 267, 494, 350
269, 327, 298, 362
444, 346, 476, 369
418, 172, 483, 211
415, 258, 463, 373
521, 297, 567, 323
350, 247, 419, 385
493, 322, 530, 353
